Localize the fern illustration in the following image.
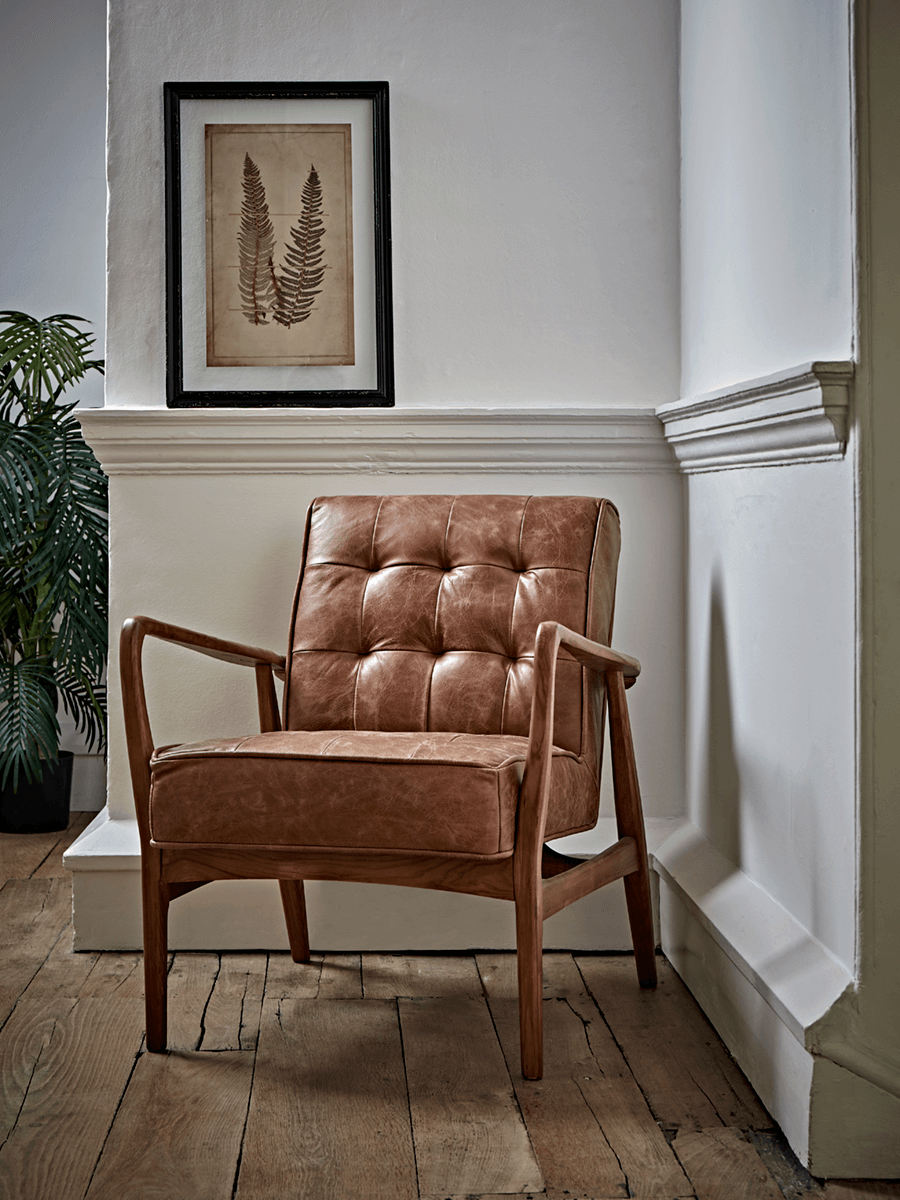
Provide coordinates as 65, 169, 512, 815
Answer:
273, 165, 327, 329
238, 153, 279, 324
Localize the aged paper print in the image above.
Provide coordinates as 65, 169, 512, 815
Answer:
205, 123, 354, 366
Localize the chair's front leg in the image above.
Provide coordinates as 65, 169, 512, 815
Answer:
142, 848, 170, 1051
515, 900, 544, 1080
607, 670, 657, 988
514, 846, 545, 1080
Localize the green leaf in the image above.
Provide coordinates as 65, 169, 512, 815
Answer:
0, 659, 60, 790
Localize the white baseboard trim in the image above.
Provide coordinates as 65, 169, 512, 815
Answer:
64, 812, 680, 952
651, 821, 856, 1170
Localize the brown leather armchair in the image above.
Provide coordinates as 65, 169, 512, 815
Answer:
121, 494, 656, 1079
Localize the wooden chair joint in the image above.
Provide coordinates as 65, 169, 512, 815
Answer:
542, 837, 639, 919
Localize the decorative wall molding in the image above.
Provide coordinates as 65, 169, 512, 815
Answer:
76, 407, 676, 475
656, 362, 854, 472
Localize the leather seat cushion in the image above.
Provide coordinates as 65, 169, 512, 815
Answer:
148, 730, 598, 856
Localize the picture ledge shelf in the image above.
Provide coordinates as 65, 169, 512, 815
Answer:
75, 407, 676, 475
656, 361, 855, 472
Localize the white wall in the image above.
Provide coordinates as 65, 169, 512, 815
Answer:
0, 0, 106, 408
106, 0, 680, 410
685, 462, 857, 967
680, 0, 854, 397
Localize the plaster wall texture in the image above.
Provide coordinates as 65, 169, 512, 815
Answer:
105, 0, 680, 409
680, 0, 854, 399
0, 0, 106, 408
684, 460, 857, 970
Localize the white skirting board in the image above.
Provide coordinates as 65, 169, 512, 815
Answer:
653, 822, 900, 1178
64, 812, 673, 952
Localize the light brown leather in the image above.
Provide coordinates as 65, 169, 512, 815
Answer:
149, 731, 596, 855
147, 495, 621, 856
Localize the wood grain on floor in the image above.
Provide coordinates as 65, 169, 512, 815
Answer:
1, 816, 898, 1200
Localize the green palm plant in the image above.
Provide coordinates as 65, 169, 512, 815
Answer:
0, 311, 107, 793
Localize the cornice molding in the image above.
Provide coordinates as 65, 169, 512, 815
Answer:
656, 362, 854, 473
76, 406, 676, 475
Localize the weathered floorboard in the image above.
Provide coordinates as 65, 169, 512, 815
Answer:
485, 993, 628, 1198
79, 952, 145, 998
0, 998, 145, 1200
577, 955, 769, 1131
362, 953, 484, 998
237, 997, 417, 1200
401, 995, 543, 1197
0, 829, 63, 884
85, 1050, 255, 1200
672, 1126, 786, 1199
482, 953, 690, 1200
0, 878, 73, 1027
199, 952, 266, 1050
0, 996, 79, 1143
18, 928, 99, 1003
317, 952, 363, 999
165, 952, 220, 1051
263, 951, 324, 999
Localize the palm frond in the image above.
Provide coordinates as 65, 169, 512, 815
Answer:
0, 659, 60, 790
55, 665, 107, 755
0, 418, 51, 540
0, 312, 102, 417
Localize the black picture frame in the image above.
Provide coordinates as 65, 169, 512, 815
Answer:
164, 81, 394, 407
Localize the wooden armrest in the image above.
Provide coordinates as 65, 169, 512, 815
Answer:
124, 616, 285, 672
120, 617, 285, 844
516, 622, 641, 867
553, 624, 641, 681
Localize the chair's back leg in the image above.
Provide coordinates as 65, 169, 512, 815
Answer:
279, 879, 311, 962
142, 848, 170, 1051
607, 671, 658, 988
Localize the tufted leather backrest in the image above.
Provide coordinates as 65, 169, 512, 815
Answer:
284, 496, 621, 759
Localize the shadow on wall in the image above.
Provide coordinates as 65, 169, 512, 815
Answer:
702, 574, 742, 869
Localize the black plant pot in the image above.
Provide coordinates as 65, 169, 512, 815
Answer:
0, 751, 74, 834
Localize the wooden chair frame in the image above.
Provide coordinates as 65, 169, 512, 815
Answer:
121, 614, 657, 1079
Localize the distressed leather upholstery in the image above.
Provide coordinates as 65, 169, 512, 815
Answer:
148, 495, 621, 857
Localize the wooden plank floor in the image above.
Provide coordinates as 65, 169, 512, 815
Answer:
1, 817, 898, 1200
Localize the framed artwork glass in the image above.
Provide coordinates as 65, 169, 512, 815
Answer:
164, 81, 393, 407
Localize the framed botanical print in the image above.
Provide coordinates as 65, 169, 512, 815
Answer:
164, 81, 393, 406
